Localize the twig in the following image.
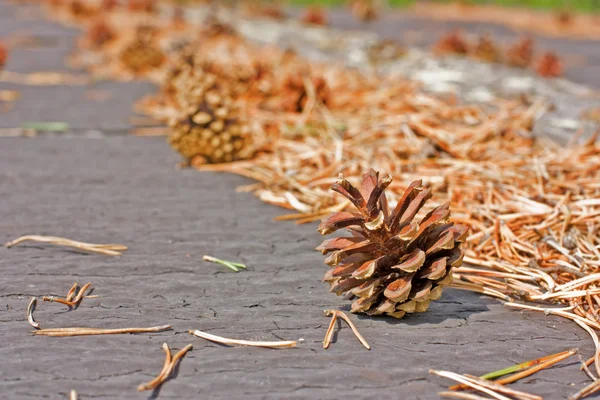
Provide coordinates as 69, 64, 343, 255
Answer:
4, 235, 127, 256
203, 255, 246, 272
138, 343, 193, 392
33, 325, 172, 337
323, 309, 371, 350
188, 329, 296, 348
27, 297, 40, 329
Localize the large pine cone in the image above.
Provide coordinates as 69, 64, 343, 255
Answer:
317, 170, 467, 318
167, 65, 252, 164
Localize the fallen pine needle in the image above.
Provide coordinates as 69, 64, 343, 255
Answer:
33, 325, 172, 337
449, 348, 577, 390
188, 329, 296, 348
439, 391, 495, 400
138, 343, 193, 392
21, 121, 69, 132
203, 255, 246, 272
4, 235, 127, 256
42, 282, 93, 308
570, 379, 600, 400
27, 297, 39, 329
431, 369, 541, 400
323, 309, 371, 350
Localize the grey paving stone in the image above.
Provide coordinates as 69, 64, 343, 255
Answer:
1, 2, 597, 399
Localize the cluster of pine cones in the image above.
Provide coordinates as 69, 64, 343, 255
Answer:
434, 31, 563, 77
161, 25, 333, 165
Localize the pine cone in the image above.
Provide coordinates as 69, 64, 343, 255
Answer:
300, 6, 327, 26
505, 36, 533, 68
0, 41, 7, 69
168, 65, 253, 164
317, 170, 467, 318
69, 0, 98, 18
351, 0, 378, 22
472, 35, 501, 63
119, 37, 165, 74
433, 30, 470, 56
87, 21, 115, 48
535, 52, 563, 78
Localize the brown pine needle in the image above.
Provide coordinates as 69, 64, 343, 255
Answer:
449, 348, 577, 390
188, 329, 296, 348
439, 391, 496, 400
4, 235, 127, 256
579, 355, 598, 381
73, 282, 92, 304
582, 356, 595, 370
431, 369, 541, 400
66, 282, 78, 302
570, 379, 600, 400
33, 325, 172, 337
70, 389, 77, 400
27, 297, 40, 329
138, 343, 192, 392
139, 343, 172, 391
322, 311, 338, 349
431, 370, 512, 400
42, 282, 93, 308
323, 309, 371, 350
495, 348, 577, 386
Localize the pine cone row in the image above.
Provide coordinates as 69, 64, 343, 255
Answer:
317, 170, 467, 318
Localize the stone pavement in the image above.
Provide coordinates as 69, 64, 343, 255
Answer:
0, 2, 596, 399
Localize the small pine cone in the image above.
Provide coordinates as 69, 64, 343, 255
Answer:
69, 0, 97, 18
505, 36, 533, 68
0, 41, 7, 69
433, 30, 470, 56
352, 0, 377, 22
300, 6, 327, 26
555, 9, 573, 27
119, 39, 166, 74
535, 52, 563, 78
87, 22, 115, 48
472, 35, 501, 63
168, 67, 253, 164
317, 170, 467, 318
